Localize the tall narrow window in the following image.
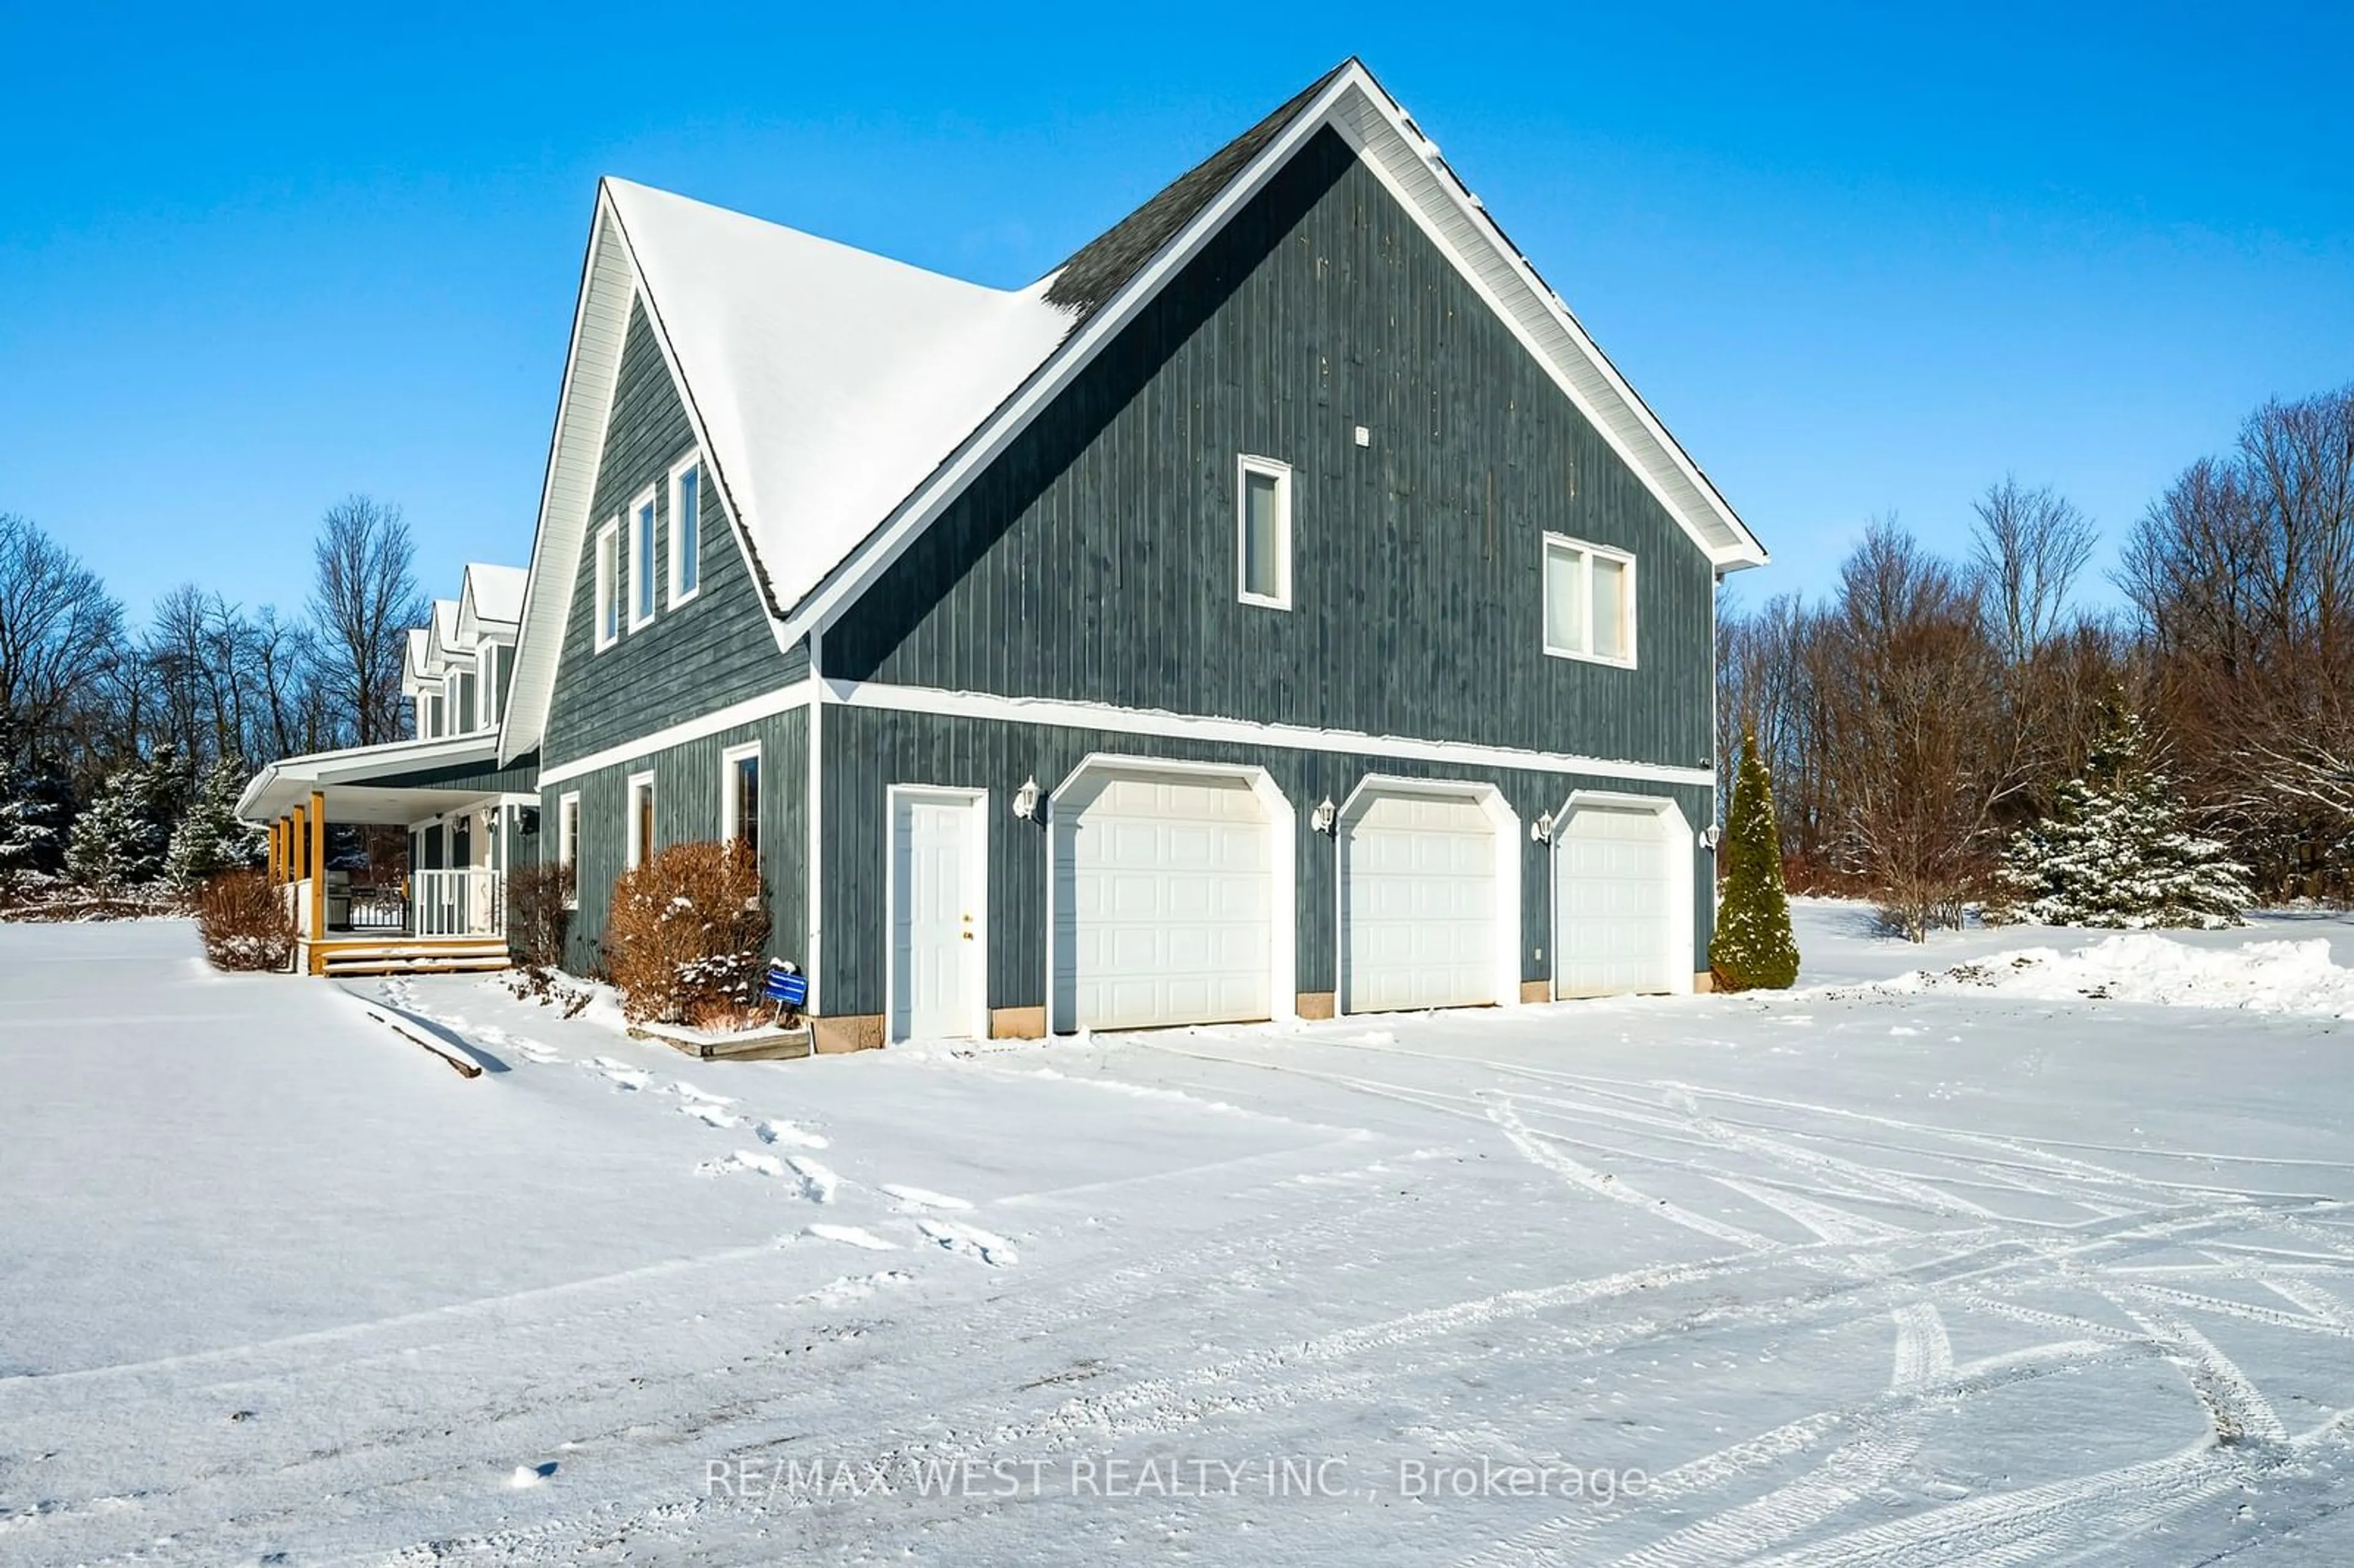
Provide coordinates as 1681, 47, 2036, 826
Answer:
424, 693, 444, 738
452, 670, 478, 733
670, 459, 702, 606
721, 742, 760, 858
557, 791, 581, 908
1541, 535, 1637, 667
630, 493, 658, 630
626, 772, 656, 870
1237, 455, 1292, 609
595, 521, 621, 650
477, 647, 498, 728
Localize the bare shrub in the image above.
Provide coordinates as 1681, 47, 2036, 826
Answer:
195, 868, 295, 970
505, 861, 575, 972
604, 842, 770, 1026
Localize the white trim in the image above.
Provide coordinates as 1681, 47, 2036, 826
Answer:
823, 676, 1715, 789
626, 484, 660, 632
1548, 789, 1694, 999
1235, 454, 1293, 611
535, 677, 816, 787
593, 520, 621, 652
883, 785, 991, 1044
557, 791, 582, 907
1333, 775, 1521, 1016
1541, 533, 1638, 669
625, 770, 657, 870
1043, 752, 1296, 1035
668, 452, 704, 609
806, 631, 825, 1015
719, 739, 761, 851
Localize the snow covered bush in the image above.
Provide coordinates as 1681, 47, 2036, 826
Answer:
166, 756, 264, 892
505, 861, 576, 972
1999, 702, 2252, 929
64, 747, 183, 894
604, 842, 770, 1026
194, 869, 295, 971
1711, 733, 1801, 990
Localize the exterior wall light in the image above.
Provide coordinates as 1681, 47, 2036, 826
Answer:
1310, 797, 1337, 835
1011, 776, 1041, 821
1701, 823, 1722, 849
1531, 811, 1553, 844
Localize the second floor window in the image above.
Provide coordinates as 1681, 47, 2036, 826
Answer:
631, 494, 658, 629
1542, 535, 1636, 666
671, 460, 701, 606
1237, 455, 1292, 609
595, 522, 620, 649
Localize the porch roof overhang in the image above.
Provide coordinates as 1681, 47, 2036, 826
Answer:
237, 734, 506, 826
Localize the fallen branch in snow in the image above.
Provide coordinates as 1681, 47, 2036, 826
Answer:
364, 1008, 483, 1079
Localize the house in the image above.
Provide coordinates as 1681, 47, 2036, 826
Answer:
241, 58, 1767, 1026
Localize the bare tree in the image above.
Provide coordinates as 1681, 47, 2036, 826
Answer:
0, 513, 123, 763
1970, 477, 2097, 666
309, 496, 422, 748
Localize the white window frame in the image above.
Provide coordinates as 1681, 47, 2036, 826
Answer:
1542, 533, 1638, 669
625, 771, 657, 870
1235, 454, 1293, 611
594, 520, 621, 651
557, 791, 581, 908
477, 645, 498, 729
668, 453, 703, 609
628, 485, 659, 632
720, 740, 760, 851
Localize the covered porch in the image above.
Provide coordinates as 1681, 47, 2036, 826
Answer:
239, 736, 537, 976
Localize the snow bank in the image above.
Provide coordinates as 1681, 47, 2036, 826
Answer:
1874, 932, 2354, 1017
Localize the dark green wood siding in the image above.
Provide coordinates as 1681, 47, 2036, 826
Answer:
539, 709, 809, 978
543, 295, 806, 769
366, 748, 541, 795
817, 703, 1712, 1019
828, 127, 1715, 774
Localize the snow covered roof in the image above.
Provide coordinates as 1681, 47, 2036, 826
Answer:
460, 563, 527, 631
500, 59, 1765, 763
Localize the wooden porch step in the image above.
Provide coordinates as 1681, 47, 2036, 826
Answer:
308, 938, 509, 977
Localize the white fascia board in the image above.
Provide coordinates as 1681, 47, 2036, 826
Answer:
234, 733, 502, 823
821, 677, 1716, 789
534, 677, 817, 788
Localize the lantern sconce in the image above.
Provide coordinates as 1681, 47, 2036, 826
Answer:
1011, 776, 1041, 821
1310, 796, 1337, 836
1701, 823, 1723, 850
1530, 811, 1554, 845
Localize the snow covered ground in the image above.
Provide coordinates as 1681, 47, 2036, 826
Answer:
6, 903, 2354, 1564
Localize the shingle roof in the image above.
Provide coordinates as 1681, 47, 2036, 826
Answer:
1042, 61, 1351, 320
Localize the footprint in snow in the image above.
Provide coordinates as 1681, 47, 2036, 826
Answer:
682, 1102, 741, 1129
509, 1461, 558, 1488
787, 1155, 839, 1203
796, 1269, 914, 1306
585, 1057, 652, 1090
755, 1119, 828, 1149
697, 1150, 785, 1179
881, 1184, 973, 1211
807, 1223, 896, 1251
511, 1039, 565, 1065
915, 1218, 1019, 1267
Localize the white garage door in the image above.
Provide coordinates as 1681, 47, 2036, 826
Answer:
1555, 802, 1682, 997
1341, 791, 1498, 1014
1053, 769, 1272, 1031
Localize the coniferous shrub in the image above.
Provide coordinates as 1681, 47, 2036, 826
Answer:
604, 841, 770, 1026
195, 868, 296, 971
166, 756, 264, 894
1999, 701, 2252, 928
1710, 731, 1802, 991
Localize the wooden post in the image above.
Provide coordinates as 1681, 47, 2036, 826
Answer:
266, 821, 277, 881
307, 790, 327, 970
290, 805, 306, 881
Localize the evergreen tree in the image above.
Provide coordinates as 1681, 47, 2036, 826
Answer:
0, 754, 74, 881
166, 755, 264, 891
1711, 731, 1802, 990
2000, 702, 2252, 928
64, 748, 180, 892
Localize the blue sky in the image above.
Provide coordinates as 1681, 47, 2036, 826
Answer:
3, 3, 2348, 625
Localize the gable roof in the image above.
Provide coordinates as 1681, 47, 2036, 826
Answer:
459, 562, 527, 635
502, 60, 1764, 762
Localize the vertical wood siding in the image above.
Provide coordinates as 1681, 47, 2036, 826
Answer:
543, 295, 806, 769
827, 127, 1715, 775
541, 709, 809, 977
818, 704, 1711, 1018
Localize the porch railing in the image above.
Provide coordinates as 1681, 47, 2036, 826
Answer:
412, 867, 506, 940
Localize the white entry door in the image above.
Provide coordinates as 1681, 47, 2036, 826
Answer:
1053, 767, 1272, 1031
891, 789, 983, 1041
1554, 801, 1682, 997
1341, 790, 1499, 1014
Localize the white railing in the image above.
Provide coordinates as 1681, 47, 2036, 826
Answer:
411, 868, 505, 939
